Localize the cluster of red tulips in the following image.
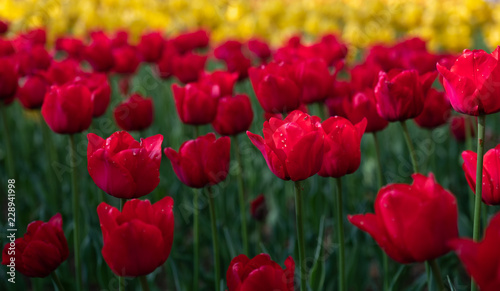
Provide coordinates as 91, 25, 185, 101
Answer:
1, 19, 500, 291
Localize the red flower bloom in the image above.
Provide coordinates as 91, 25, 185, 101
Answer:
449, 212, 500, 291
247, 38, 272, 61
226, 254, 295, 291
112, 45, 140, 75
17, 74, 49, 109
84, 33, 114, 72
137, 32, 164, 63
55, 36, 85, 60
250, 194, 268, 222
0, 58, 18, 100
164, 133, 231, 188
156, 41, 178, 79
247, 110, 324, 181
350, 62, 383, 92
199, 70, 239, 98
1, 213, 69, 277
414, 88, 451, 129
343, 89, 388, 133
41, 83, 93, 134
171, 83, 219, 125
46, 59, 80, 85
97, 197, 174, 277
295, 58, 332, 104
462, 145, 500, 205
113, 93, 154, 131
225, 51, 252, 80
212, 94, 254, 136
348, 173, 458, 264
374, 69, 424, 122
171, 29, 209, 54
0, 20, 8, 34
319, 117, 366, 177
249, 62, 301, 113
171, 52, 207, 84
75, 73, 111, 117
437, 48, 500, 116
214, 40, 243, 61
87, 131, 163, 198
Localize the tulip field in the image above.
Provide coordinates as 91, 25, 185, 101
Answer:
4, 1, 500, 291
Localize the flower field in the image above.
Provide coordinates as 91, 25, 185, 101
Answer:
1, 1, 500, 291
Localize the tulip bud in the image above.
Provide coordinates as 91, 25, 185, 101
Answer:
113, 93, 154, 131
1, 213, 69, 277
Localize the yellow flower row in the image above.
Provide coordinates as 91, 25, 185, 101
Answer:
0, 0, 498, 52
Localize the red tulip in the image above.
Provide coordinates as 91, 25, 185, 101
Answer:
247, 110, 324, 181
343, 89, 388, 133
75, 73, 111, 117
437, 48, 500, 116
87, 131, 163, 198
325, 81, 351, 119
137, 32, 164, 62
164, 133, 231, 188
249, 62, 301, 113
199, 70, 239, 98
113, 93, 154, 131
84, 33, 114, 72
171, 52, 207, 84
112, 45, 140, 75
295, 58, 332, 104
41, 83, 93, 134
1, 213, 69, 277
319, 117, 366, 177
226, 254, 295, 291
212, 94, 254, 136
374, 69, 424, 121
247, 38, 271, 61
46, 59, 80, 85
0, 39, 14, 57
110, 30, 129, 48
348, 173, 458, 263
171, 83, 219, 125
22, 28, 46, 46
462, 145, 500, 205
250, 194, 268, 222
214, 40, 243, 61
171, 29, 210, 54
448, 212, 500, 291
17, 74, 49, 109
350, 63, 383, 92
0, 20, 8, 34
97, 197, 174, 277
450, 116, 475, 142
55, 36, 85, 60
225, 51, 252, 80
0, 58, 18, 100
27, 46, 52, 72
414, 88, 451, 129
156, 41, 178, 79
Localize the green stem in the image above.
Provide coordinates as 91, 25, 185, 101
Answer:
194, 125, 200, 139
69, 135, 82, 291
294, 181, 307, 291
0, 102, 14, 178
233, 136, 249, 255
207, 187, 221, 291
193, 189, 199, 291
429, 259, 446, 291
400, 121, 419, 173
335, 178, 346, 291
372, 132, 389, 291
472, 115, 486, 291
372, 132, 384, 188
51, 272, 66, 291
41, 119, 58, 208
139, 276, 150, 291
